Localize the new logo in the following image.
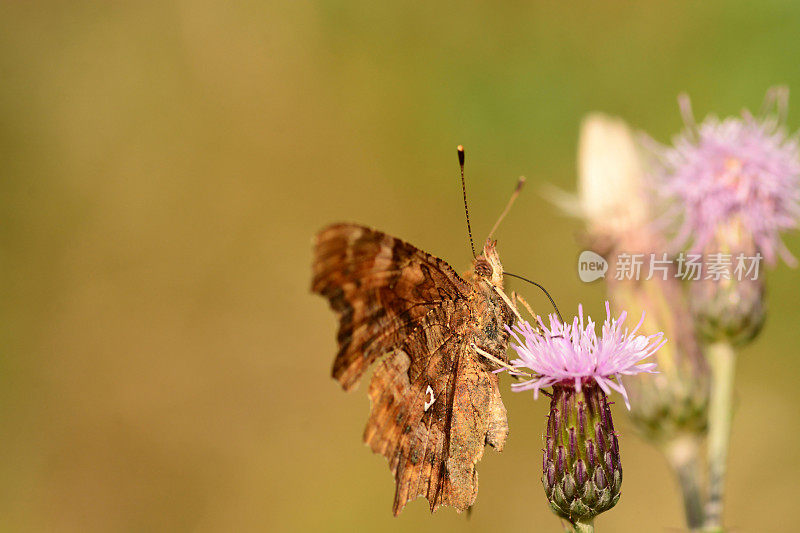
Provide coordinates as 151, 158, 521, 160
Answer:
578, 251, 608, 282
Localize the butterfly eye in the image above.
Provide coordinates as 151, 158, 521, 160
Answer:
474, 259, 493, 277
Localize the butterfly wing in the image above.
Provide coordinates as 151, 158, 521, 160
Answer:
311, 223, 509, 515
366, 305, 509, 515
311, 223, 472, 390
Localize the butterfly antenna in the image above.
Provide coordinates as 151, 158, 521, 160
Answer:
458, 145, 477, 259
504, 272, 564, 323
487, 176, 525, 241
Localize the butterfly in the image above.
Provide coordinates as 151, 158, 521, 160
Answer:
310, 148, 525, 515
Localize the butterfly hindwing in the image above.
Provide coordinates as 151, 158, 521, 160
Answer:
365, 305, 509, 515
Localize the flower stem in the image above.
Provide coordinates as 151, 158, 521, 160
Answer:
664, 435, 705, 531
571, 519, 594, 533
704, 342, 737, 531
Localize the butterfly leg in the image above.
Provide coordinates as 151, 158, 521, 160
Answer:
514, 293, 539, 322
509, 291, 543, 337
471, 344, 530, 377
493, 285, 522, 321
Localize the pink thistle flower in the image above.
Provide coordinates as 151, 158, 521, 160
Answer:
652, 88, 800, 266
507, 302, 664, 409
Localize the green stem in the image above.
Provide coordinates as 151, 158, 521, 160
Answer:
703, 342, 737, 531
664, 435, 705, 531
571, 519, 594, 533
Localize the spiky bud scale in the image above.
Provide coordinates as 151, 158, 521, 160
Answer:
543, 383, 622, 522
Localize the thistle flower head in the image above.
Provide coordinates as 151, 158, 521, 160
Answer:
507, 302, 664, 408
653, 88, 800, 266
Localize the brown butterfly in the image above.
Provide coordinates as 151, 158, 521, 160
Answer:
311, 147, 524, 516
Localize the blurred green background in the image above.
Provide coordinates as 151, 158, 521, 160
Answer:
2, 2, 799, 531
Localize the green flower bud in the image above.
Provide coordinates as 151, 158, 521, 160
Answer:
602, 235, 709, 444
543, 383, 621, 524
690, 275, 765, 347
690, 218, 766, 347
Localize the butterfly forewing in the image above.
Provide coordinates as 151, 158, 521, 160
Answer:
311, 223, 513, 515
312, 224, 471, 390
